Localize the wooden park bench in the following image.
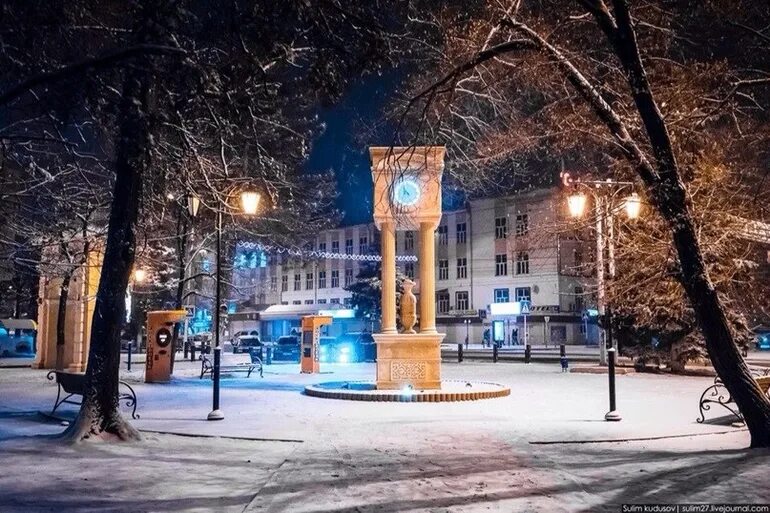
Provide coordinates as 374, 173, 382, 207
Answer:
200, 350, 263, 379
697, 368, 770, 424
47, 370, 139, 419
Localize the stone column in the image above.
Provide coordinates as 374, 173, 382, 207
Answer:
419, 221, 437, 333
380, 221, 397, 334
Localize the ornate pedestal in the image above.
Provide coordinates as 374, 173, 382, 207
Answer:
374, 333, 444, 390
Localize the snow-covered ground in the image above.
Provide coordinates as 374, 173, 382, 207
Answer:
1, 361, 768, 512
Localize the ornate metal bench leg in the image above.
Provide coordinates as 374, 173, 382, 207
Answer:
51, 385, 63, 415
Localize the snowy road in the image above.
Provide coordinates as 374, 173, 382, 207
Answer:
1, 362, 768, 512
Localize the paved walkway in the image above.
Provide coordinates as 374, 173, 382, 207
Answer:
1, 362, 768, 512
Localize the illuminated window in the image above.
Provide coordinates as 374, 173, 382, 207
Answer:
494, 288, 509, 303
515, 287, 531, 302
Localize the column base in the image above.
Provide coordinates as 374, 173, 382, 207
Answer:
373, 332, 444, 390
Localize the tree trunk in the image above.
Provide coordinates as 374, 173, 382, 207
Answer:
668, 209, 770, 446
55, 271, 73, 371
61, 37, 155, 444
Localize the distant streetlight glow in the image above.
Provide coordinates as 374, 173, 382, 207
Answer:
625, 193, 642, 219
240, 191, 260, 215
567, 192, 587, 218
133, 268, 147, 283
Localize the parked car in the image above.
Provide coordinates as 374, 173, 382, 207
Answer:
273, 335, 300, 362
233, 334, 261, 354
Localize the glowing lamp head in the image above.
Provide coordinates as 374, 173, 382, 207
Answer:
240, 191, 260, 216
133, 268, 147, 283
567, 192, 587, 218
625, 193, 642, 219
187, 195, 201, 218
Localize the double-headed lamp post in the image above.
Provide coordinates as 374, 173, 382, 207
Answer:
187, 189, 260, 421
562, 173, 641, 422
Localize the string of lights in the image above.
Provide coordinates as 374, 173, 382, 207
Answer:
236, 240, 418, 262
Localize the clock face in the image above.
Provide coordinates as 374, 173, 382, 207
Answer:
393, 178, 421, 206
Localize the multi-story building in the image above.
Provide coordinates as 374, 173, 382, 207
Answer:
230, 187, 593, 345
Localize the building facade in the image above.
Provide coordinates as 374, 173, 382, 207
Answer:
231, 187, 594, 345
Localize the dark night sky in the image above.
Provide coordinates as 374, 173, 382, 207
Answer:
303, 73, 399, 226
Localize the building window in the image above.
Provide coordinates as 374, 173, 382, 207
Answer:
270, 276, 277, 292
404, 231, 414, 251
318, 271, 327, 289
331, 240, 339, 253
345, 238, 353, 255
437, 292, 450, 314
317, 298, 327, 304
359, 236, 368, 254
574, 248, 583, 269
495, 253, 508, 276
281, 301, 288, 305
292, 300, 302, 305
516, 252, 529, 275
515, 213, 529, 236
438, 259, 449, 280
437, 225, 448, 245
456, 222, 467, 244
306, 272, 314, 290
456, 257, 467, 279
515, 287, 531, 302
330, 298, 340, 304
344, 268, 354, 287
305, 299, 314, 305
294, 273, 301, 291
404, 262, 415, 279
574, 286, 584, 312
281, 275, 288, 292
495, 217, 507, 239
343, 297, 352, 307
494, 288, 509, 303
551, 326, 567, 343
331, 270, 339, 288
318, 242, 326, 252
456, 291, 469, 311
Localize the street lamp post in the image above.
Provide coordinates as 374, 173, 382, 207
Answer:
187, 189, 260, 421
562, 173, 641, 422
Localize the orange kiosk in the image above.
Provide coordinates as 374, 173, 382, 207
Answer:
145, 310, 187, 383
300, 315, 332, 374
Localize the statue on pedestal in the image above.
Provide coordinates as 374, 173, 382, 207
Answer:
400, 278, 417, 334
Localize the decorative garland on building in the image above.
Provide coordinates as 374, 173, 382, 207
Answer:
236, 240, 418, 262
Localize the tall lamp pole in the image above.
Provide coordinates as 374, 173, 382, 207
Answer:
563, 173, 641, 422
187, 189, 260, 421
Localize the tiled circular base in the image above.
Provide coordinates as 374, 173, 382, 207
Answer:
304, 380, 510, 402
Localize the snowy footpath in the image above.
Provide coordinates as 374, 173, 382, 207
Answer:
1, 361, 768, 512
